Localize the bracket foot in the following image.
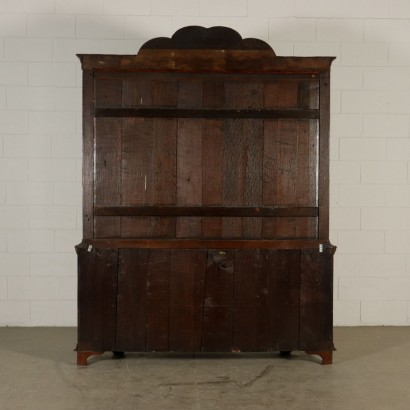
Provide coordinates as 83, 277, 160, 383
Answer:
77, 351, 104, 366
305, 350, 333, 365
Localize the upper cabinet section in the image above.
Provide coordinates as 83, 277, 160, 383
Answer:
79, 26, 334, 241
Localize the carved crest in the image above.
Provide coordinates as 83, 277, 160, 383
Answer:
141, 25, 274, 53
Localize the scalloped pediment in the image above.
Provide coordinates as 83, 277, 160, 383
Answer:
140, 25, 274, 53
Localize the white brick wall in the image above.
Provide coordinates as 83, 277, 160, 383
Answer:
0, 0, 409, 326
0, 62, 28, 85
361, 301, 407, 325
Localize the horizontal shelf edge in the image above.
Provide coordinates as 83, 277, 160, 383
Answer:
94, 206, 319, 217
77, 239, 331, 250
79, 52, 335, 73
94, 108, 319, 119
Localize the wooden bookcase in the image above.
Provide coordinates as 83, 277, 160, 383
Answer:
76, 26, 336, 366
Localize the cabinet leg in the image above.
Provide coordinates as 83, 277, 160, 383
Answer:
77, 351, 104, 366
279, 351, 292, 357
305, 350, 333, 365
112, 351, 125, 358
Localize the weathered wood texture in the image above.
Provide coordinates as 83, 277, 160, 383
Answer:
77, 247, 334, 355
77, 26, 335, 365
91, 74, 321, 240
76, 247, 118, 352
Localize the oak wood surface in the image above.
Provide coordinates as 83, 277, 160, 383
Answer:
77, 25, 335, 364
77, 238, 330, 250
94, 205, 319, 217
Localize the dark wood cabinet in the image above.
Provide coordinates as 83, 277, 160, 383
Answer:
76, 26, 336, 366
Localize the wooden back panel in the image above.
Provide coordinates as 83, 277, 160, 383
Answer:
78, 26, 334, 244
92, 74, 320, 240
77, 27, 335, 360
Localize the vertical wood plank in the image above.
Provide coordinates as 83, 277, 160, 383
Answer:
178, 79, 203, 108
116, 249, 147, 351
151, 118, 177, 237
146, 250, 171, 351
152, 119, 177, 205
94, 118, 121, 237
262, 119, 278, 238
152, 79, 178, 107
299, 249, 334, 351
176, 80, 204, 238
77, 247, 118, 352
264, 79, 298, 109
242, 119, 263, 238
83, 69, 95, 238
232, 250, 268, 351
122, 77, 152, 107
95, 79, 122, 107
318, 71, 331, 240
150, 77, 179, 237
202, 80, 225, 238
169, 250, 206, 351
224, 81, 264, 109
203, 80, 225, 108
297, 80, 319, 110
284, 119, 315, 237
267, 249, 300, 350
201, 250, 234, 351
308, 119, 319, 237
121, 118, 153, 205
176, 119, 203, 237
121, 118, 153, 236
223, 81, 264, 238
222, 119, 244, 237
202, 120, 224, 237
295, 120, 311, 206
275, 119, 298, 206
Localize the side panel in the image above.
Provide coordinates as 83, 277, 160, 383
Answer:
299, 249, 334, 351
318, 71, 331, 239
82, 69, 95, 238
77, 248, 118, 352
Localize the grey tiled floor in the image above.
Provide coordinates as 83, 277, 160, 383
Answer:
0, 327, 409, 409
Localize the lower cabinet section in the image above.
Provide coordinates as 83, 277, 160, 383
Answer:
76, 247, 335, 365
